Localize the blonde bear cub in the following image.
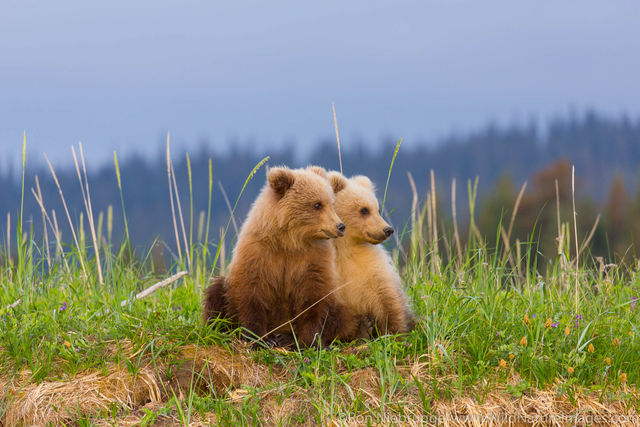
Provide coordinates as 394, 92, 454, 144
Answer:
327, 172, 415, 335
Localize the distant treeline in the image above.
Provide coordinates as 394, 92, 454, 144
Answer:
1, 111, 639, 264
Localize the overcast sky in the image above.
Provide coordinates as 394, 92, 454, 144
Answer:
1, 1, 639, 167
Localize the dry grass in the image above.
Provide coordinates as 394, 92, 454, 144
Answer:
170, 343, 279, 396
2, 340, 638, 426
2, 365, 160, 426
0, 341, 279, 426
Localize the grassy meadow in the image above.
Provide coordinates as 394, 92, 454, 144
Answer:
1, 139, 639, 426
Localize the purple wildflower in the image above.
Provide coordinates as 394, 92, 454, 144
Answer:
632, 297, 638, 309
303, 357, 310, 364
551, 322, 559, 328
531, 314, 537, 319
574, 314, 582, 328
60, 302, 67, 311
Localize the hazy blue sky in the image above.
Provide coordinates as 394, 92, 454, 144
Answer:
1, 1, 639, 166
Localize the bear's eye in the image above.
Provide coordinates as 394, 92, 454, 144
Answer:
314, 202, 323, 210
360, 207, 370, 216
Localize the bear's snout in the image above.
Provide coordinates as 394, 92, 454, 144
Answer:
336, 222, 346, 236
383, 226, 394, 237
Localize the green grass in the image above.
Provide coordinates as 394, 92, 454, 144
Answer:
1, 143, 639, 424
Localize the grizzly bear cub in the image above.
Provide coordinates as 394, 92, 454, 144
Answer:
327, 172, 415, 336
202, 166, 365, 347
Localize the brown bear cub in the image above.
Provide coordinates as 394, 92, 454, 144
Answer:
327, 172, 415, 336
202, 166, 366, 347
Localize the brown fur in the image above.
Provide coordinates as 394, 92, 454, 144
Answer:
328, 172, 415, 336
202, 166, 364, 347
202, 276, 234, 328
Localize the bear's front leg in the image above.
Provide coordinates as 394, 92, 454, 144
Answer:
234, 292, 269, 341
292, 303, 330, 347
376, 284, 412, 334
327, 302, 372, 341
354, 314, 376, 339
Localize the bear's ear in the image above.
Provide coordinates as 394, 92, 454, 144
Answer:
351, 175, 374, 191
268, 167, 295, 197
327, 171, 347, 194
307, 166, 327, 178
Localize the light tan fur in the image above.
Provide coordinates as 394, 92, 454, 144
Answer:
327, 172, 414, 335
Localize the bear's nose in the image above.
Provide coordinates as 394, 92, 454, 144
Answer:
337, 223, 346, 234
383, 226, 394, 237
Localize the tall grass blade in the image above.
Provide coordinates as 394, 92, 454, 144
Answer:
506, 181, 527, 242
203, 158, 213, 261
19, 132, 26, 236
34, 176, 51, 273
72, 143, 103, 284
113, 151, 130, 243
430, 169, 440, 268
211, 157, 269, 270
578, 214, 600, 257
381, 138, 402, 213
166, 134, 183, 261
451, 178, 463, 262
571, 165, 579, 313
218, 181, 239, 235
186, 153, 194, 253
170, 161, 192, 271
331, 103, 343, 174
44, 154, 87, 277
5, 213, 10, 265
